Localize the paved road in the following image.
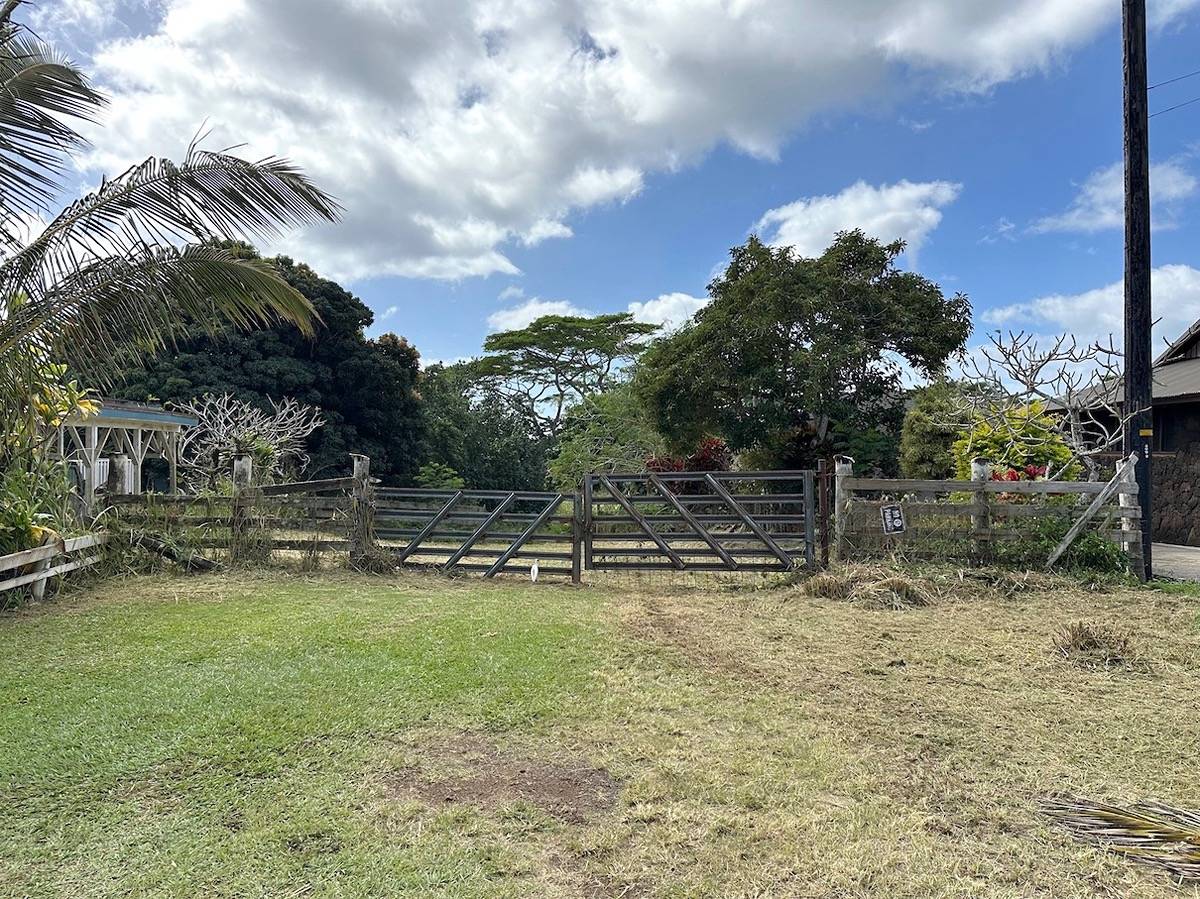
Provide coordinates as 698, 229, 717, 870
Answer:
1153, 543, 1200, 581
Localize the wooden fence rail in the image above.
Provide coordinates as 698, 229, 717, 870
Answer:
833, 454, 1144, 575
0, 534, 106, 599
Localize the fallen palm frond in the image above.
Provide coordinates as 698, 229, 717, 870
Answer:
1042, 796, 1200, 881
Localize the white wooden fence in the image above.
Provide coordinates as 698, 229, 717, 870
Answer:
0, 534, 105, 600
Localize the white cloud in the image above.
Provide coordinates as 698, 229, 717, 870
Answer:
979, 217, 1017, 244
31, 0, 120, 34
755, 179, 961, 263
627, 292, 708, 332
75, 0, 1197, 282
521, 219, 574, 246
380, 305, 398, 319
497, 285, 526, 302
488, 297, 591, 331
1031, 160, 1199, 233
983, 264, 1200, 349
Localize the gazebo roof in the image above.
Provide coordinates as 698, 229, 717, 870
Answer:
65, 398, 197, 430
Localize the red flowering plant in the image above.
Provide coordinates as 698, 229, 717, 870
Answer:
645, 437, 732, 494
989, 463, 1048, 482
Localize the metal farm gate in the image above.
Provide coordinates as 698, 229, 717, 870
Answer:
374, 488, 581, 580
372, 471, 820, 581
582, 470, 818, 573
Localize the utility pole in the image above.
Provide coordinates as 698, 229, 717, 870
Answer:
1123, 0, 1153, 578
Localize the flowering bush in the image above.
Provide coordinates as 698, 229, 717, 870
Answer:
952, 402, 1080, 481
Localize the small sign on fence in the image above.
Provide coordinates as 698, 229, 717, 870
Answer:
880, 503, 906, 535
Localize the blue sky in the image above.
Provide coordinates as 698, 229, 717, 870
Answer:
37, 0, 1200, 367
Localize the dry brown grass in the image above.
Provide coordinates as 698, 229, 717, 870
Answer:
1053, 620, 1140, 670
562, 567, 1200, 897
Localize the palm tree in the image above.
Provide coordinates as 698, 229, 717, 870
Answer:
0, 0, 340, 454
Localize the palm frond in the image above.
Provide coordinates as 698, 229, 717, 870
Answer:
0, 145, 341, 307
0, 243, 317, 399
1043, 796, 1200, 881
0, 22, 105, 218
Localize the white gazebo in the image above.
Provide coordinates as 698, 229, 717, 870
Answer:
53, 399, 197, 505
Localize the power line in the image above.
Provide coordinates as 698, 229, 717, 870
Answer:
1150, 95, 1200, 117
1149, 68, 1200, 89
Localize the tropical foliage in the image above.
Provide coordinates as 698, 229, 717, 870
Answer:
951, 402, 1080, 481
546, 384, 667, 490
470, 313, 658, 436
419, 362, 550, 491
0, 3, 337, 544
899, 380, 981, 479
114, 247, 423, 483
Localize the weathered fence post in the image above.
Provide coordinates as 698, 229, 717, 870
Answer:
802, 469, 817, 570
1119, 454, 1147, 581
230, 454, 253, 562
581, 475, 594, 572
971, 458, 991, 560
349, 454, 376, 566
817, 459, 831, 569
834, 456, 854, 561
28, 532, 56, 601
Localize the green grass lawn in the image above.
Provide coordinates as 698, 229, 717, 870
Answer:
1, 568, 1198, 898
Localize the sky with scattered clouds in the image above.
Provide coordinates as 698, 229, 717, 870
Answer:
33, 0, 1200, 367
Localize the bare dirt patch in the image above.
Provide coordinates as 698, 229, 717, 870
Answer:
386, 734, 621, 824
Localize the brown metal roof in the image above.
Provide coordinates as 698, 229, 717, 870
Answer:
1152, 356, 1200, 401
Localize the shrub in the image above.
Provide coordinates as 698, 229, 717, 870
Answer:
951, 402, 1080, 481
993, 516, 1127, 573
416, 462, 466, 490
900, 380, 974, 479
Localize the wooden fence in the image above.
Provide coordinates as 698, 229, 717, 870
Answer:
99, 455, 822, 582
0, 534, 105, 600
106, 475, 356, 563
834, 455, 1144, 573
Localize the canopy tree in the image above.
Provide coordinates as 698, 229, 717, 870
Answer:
470, 313, 658, 436
115, 249, 424, 484
635, 232, 972, 472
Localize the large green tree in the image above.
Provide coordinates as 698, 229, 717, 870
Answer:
115, 250, 423, 484
419, 363, 550, 491
635, 231, 972, 472
470, 313, 658, 436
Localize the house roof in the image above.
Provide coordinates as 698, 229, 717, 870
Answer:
1151, 355, 1200, 402
1157, 319, 1200, 366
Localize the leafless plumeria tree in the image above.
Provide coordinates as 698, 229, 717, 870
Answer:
173, 393, 324, 490
957, 330, 1138, 481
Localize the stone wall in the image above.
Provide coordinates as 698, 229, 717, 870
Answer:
1154, 445, 1200, 546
